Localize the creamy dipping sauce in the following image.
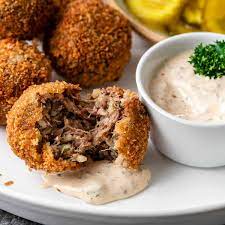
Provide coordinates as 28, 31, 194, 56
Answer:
150, 50, 225, 122
42, 160, 150, 205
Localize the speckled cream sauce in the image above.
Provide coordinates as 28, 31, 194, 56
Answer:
42, 159, 151, 205
150, 50, 225, 122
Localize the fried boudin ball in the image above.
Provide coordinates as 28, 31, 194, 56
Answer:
44, 0, 131, 87
0, 39, 52, 125
7, 81, 150, 173
0, 0, 53, 39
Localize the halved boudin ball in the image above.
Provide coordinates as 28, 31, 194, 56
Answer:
44, 0, 132, 87
0, 39, 52, 125
0, 0, 54, 39
7, 81, 150, 173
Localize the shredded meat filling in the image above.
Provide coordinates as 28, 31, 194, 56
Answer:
36, 90, 122, 163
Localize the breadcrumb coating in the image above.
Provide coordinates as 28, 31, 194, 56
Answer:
114, 88, 151, 169
7, 81, 150, 173
0, 0, 54, 39
0, 39, 52, 125
44, 0, 131, 87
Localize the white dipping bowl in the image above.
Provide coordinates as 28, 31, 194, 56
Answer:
136, 32, 225, 168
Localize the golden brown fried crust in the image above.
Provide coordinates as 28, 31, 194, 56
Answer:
0, 39, 52, 125
44, 0, 131, 87
7, 82, 150, 173
0, 0, 54, 39
113, 87, 151, 169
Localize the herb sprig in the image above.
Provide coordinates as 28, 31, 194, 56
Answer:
189, 40, 225, 79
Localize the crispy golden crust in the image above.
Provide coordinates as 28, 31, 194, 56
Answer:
113, 87, 151, 169
44, 0, 131, 87
0, 39, 52, 125
7, 82, 150, 172
0, 0, 54, 39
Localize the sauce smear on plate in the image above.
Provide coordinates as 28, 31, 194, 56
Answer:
42, 159, 150, 205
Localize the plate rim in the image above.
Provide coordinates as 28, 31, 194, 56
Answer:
1, 181, 225, 218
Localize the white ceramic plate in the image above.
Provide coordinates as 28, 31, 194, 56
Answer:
1, 33, 225, 225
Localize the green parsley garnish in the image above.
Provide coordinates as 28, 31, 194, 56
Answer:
189, 40, 225, 79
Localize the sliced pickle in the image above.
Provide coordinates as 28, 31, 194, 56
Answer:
168, 21, 199, 35
182, 0, 205, 26
203, 0, 225, 33
126, 0, 187, 26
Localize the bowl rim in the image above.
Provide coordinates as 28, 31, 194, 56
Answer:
136, 32, 225, 128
